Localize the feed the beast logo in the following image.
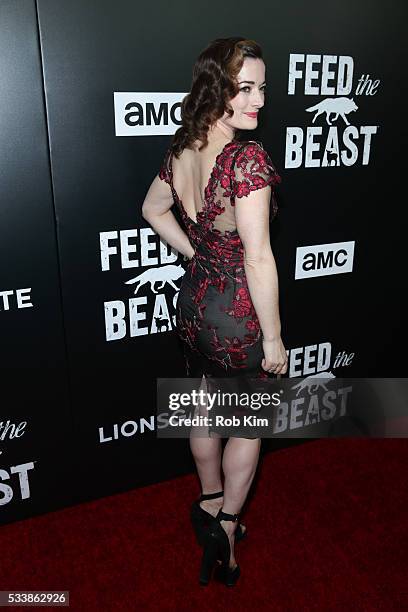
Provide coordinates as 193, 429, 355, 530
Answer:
114, 93, 187, 135
286, 54, 380, 167
295, 241, 355, 279
100, 229, 184, 341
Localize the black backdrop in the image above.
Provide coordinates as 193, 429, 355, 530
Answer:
0, 0, 406, 525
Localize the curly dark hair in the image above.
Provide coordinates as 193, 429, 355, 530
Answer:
170, 37, 264, 158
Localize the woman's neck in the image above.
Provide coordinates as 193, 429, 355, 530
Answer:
192, 120, 236, 152
206, 121, 235, 147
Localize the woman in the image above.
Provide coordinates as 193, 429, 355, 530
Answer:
142, 37, 288, 586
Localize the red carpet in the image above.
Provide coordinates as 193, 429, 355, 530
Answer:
1, 439, 407, 611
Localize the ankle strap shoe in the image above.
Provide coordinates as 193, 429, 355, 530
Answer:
216, 509, 240, 523
200, 508, 241, 587
191, 493, 246, 547
199, 490, 224, 501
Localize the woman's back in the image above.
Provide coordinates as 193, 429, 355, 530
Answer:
160, 139, 280, 240
170, 139, 227, 224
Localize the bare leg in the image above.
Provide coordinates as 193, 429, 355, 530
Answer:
189, 377, 259, 541
189, 435, 223, 495
221, 437, 262, 568
189, 375, 224, 514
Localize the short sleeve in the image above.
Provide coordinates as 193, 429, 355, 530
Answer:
158, 147, 172, 185
231, 141, 281, 200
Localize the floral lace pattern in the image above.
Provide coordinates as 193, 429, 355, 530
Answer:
158, 139, 282, 379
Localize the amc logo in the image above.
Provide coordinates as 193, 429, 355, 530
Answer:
114, 92, 188, 136
295, 241, 355, 279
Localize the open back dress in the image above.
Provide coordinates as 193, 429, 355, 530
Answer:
159, 139, 282, 382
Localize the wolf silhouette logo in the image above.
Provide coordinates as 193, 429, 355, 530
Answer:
305, 97, 358, 126
291, 371, 336, 396
125, 264, 185, 295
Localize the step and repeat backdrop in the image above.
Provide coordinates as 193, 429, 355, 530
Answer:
0, 0, 405, 525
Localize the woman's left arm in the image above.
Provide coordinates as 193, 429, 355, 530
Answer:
142, 174, 195, 260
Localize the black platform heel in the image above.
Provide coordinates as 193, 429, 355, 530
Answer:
191, 490, 247, 547
199, 509, 241, 587
199, 527, 220, 586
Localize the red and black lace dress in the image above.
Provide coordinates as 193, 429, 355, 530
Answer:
158, 139, 282, 383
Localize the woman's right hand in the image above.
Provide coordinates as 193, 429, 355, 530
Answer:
261, 337, 288, 375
